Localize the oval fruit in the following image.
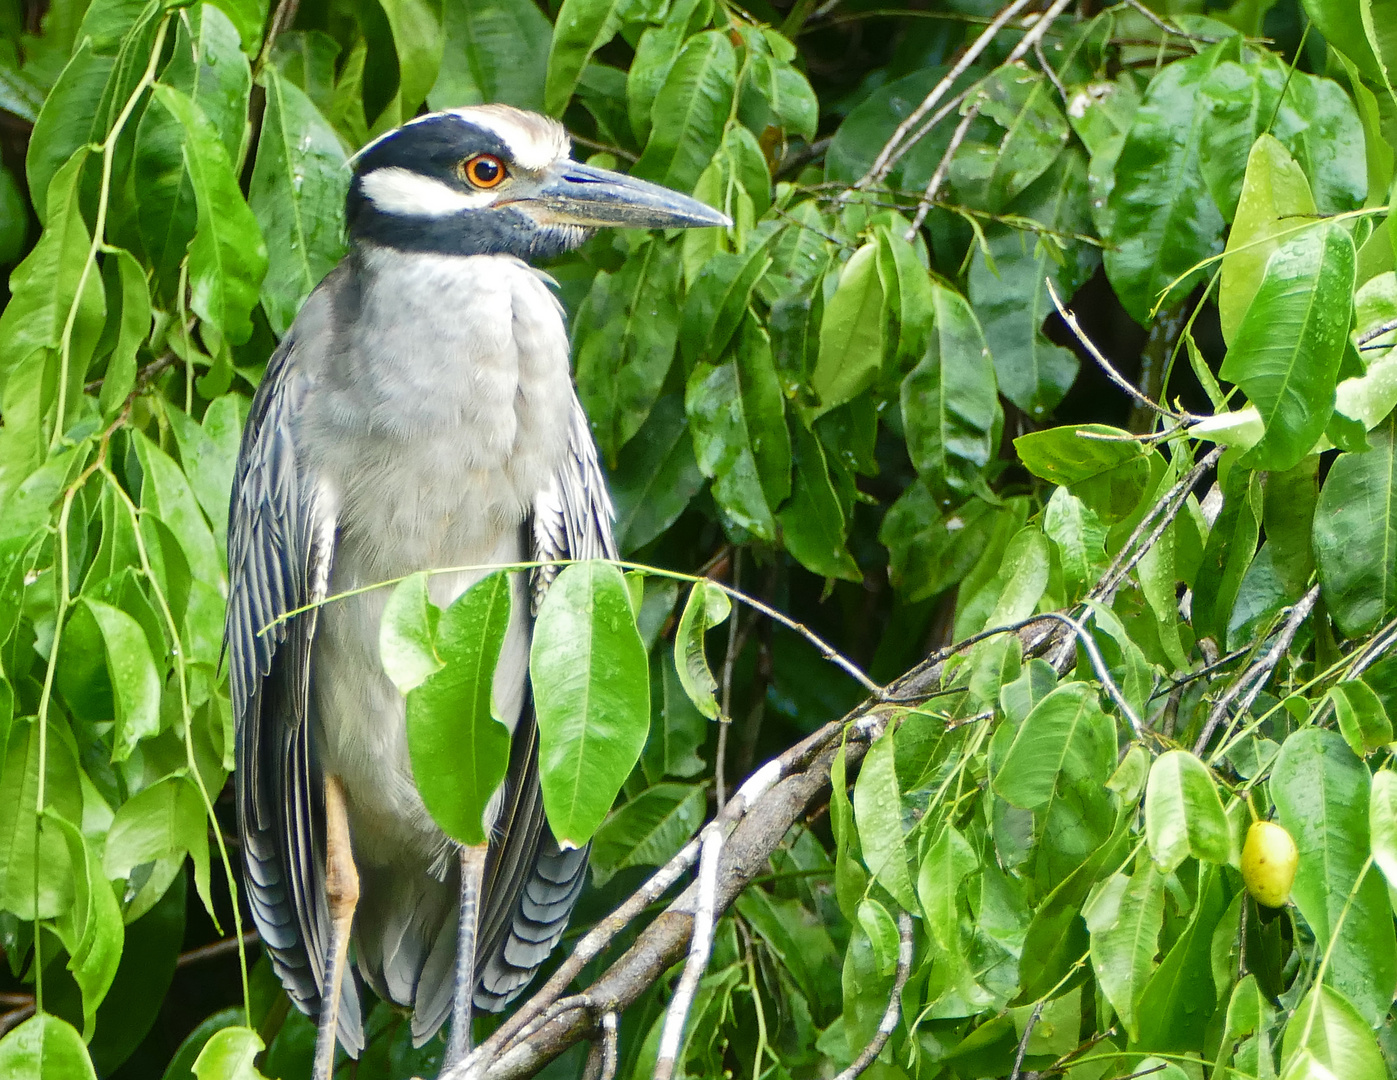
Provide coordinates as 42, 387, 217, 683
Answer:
1241, 820, 1298, 908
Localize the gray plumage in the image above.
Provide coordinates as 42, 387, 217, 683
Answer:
225, 104, 725, 1056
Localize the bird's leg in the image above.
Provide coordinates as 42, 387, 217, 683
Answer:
444, 842, 490, 1068
313, 775, 359, 1080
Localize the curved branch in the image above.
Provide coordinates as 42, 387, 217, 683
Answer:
832, 910, 916, 1080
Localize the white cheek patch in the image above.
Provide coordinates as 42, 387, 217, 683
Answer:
359, 166, 499, 217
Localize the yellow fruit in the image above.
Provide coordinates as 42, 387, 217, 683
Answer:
1241, 820, 1299, 908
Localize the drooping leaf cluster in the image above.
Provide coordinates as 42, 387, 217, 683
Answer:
1, 0, 1397, 1074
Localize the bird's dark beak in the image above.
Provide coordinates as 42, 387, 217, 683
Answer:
529, 160, 731, 230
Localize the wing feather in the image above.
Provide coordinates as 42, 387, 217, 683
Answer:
226, 309, 364, 1053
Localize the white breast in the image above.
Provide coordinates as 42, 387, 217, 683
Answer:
301, 250, 574, 866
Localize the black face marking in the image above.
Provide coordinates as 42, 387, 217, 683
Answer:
346, 114, 581, 260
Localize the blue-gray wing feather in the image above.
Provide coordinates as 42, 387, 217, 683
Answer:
226, 311, 365, 1053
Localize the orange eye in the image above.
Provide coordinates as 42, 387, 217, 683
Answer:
463, 154, 506, 189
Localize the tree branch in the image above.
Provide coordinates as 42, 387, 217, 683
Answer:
832, 910, 915, 1080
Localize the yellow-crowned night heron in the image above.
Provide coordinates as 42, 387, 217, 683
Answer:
224, 105, 727, 1078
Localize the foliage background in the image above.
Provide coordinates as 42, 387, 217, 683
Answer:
0, 0, 1396, 1073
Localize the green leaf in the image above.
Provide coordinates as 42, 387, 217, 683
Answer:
1219, 224, 1354, 472
609, 396, 706, 554
0, 1014, 97, 1080
901, 282, 999, 502
916, 824, 993, 1016
679, 244, 771, 369
164, 5, 253, 165
686, 320, 790, 540
1101, 46, 1227, 323
852, 725, 916, 910
192, 1026, 269, 1080
1014, 426, 1149, 525
631, 30, 735, 193
379, 571, 444, 694
84, 598, 162, 761
1133, 865, 1229, 1051
532, 562, 650, 847
373, 0, 444, 128
812, 243, 885, 415
24, 42, 111, 218
627, 0, 711, 143
0, 148, 104, 404
778, 423, 861, 581
856, 896, 900, 977
968, 149, 1096, 419
590, 782, 705, 886
132, 430, 224, 589
148, 84, 268, 345
46, 810, 123, 1039
576, 239, 683, 460
249, 67, 349, 337
1144, 750, 1231, 872
0, 719, 81, 920
1280, 984, 1387, 1080
1085, 864, 1164, 1042
405, 573, 513, 848
673, 579, 731, 720
1371, 770, 1397, 908
1360, 0, 1397, 103
544, 0, 629, 116
1330, 680, 1393, 757
952, 62, 1070, 213
1043, 487, 1109, 601
1219, 134, 1319, 345
991, 682, 1115, 810
641, 645, 707, 781
429, 0, 551, 112
97, 249, 151, 418
105, 775, 214, 922
1313, 415, 1397, 637
1272, 728, 1397, 1025
1299, 0, 1381, 82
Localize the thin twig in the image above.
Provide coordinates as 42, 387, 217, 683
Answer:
653, 824, 726, 1080
1122, 0, 1221, 41
1193, 584, 1320, 755
847, 0, 1039, 193
1034, 38, 1068, 103
1009, 1001, 1044, 1080
874, 90, 970, 188
832, 910, 915, 1080
1034, 611, 1147, 738
1356, 318, 1397, 347
177, 930, 261, 968
1046, 279, 1187, 422
1092, 446, 1224, 601
717, 551, 744, 808
904, 106, 980, 238
579, 1011, 617, 1080
571, 134, 639, 163
905, 0, 1077, 236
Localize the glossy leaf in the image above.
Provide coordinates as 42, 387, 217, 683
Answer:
192, 1026, 269, 1080
609, 396, 706, 554
85, 598, 162, 761
0, 1014, 97, 1080
1330, 679, 1393, 757
1014, 426, 1149, 525
379, 571, 443, 693
1281, 984, 1387, 1080
1272, 728, 1397, 1025
812, 243, 885, 414
901, 282, 998, 502
148, 84, 268, 345
1144, 750, 1231, 872
532, 562, 650, 846
991, 682, 1115, 810
0, 718, 81, 919
404, 573, 513, 847
631, 31, 736, 193
430, 0, 550, 112
1085, 863, 1164, 1041
249, 67, 349, 337
1101, 47, 1227, 323
1313, 416, 1397, 637
104, 775, 214, 921
544, 0, 627, 115
673, 579, 731, 720
590, 782, 705, 886
853, 726, 916, 910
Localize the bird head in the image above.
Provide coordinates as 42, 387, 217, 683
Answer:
346, 104, 730, 259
